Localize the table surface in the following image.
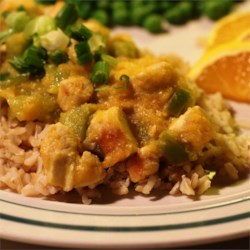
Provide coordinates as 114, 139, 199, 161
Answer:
1, 235, 249, 249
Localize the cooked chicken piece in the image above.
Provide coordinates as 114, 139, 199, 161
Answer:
84, 106, 137, 168
168, 106, 214, 151
40, 123, 106, 191
127, 142, 160, 182
57, 76, 94, 111
131, 61, 177, 92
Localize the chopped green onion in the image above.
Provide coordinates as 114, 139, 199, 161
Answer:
6, 11, 30, 32
49, 50, 69, 65
55, 2, 78, 30
75, 41, 93, 65
167, 88, 192, 116
115, 74, 130, 90
90, 61, 110, 84
9, 56, 30, 74
70, 22, 93, 41
10, 46, 48, 77
24, 15, 56, 38
40, 28, 70, 52
101, 54, 117, 67
23, 46, 48, 68
88, 33, 106, 55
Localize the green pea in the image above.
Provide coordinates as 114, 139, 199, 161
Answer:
96, 0, 110, 10
111, 1, 127, 10
200, 0, 234, 20
112, 9, 130, 26
164, 2, 194, 25
130, 5, 152, 26
143, 14, 163, 33
90, 10, 109, 26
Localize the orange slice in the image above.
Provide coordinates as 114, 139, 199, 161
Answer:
238, 29, 250, 42
189, 41, 250, 103
207, 12, 250, 49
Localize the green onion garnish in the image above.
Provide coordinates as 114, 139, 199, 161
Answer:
70, 22, 93, 41
55, 2, 78, 30
101, 54, 118, 67
75, 41, 93, 65
90, 61, 110, 84
23, 46, 48, 68
10, 45, 48, 77
115, 74, 130, 90
88, 33, 106, 55
10, 56, 30, 74
49, 50, 69, 65
24, 15, 56, 39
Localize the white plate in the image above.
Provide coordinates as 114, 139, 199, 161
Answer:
1, 7, 250, 249
0, 179, 250, 249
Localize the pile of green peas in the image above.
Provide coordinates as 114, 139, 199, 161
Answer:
37, 0, 246, 34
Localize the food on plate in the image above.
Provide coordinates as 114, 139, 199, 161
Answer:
0, 1, 249, 204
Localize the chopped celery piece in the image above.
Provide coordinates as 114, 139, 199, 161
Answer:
6, 11, 30, 32
158, 130, 189, 164
0, 74, 29, 88
59, 104, 96, 139
167, 88, 192, 116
